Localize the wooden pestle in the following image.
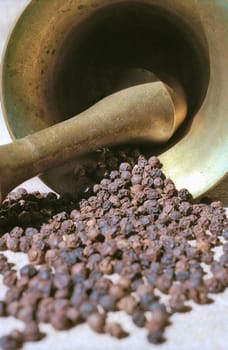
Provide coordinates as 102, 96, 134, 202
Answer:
0, 80, 187, 203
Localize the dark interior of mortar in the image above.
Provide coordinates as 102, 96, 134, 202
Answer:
51, 1, 210, 150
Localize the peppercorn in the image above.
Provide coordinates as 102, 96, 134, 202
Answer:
117, 295, 138, 314
0, 334, 22, 350
50, 312, 72, 330
22, 322, 43, 342
20, 264, 37, 278
104, 322, 128, 339
147, 329, 165, 344
132, 310, 146, 327
0, 153, 227, 348
28, 248, 45, 264
99, 295, 116, 312
87, 312, 106, 333
3, 270, 17, 287
6, 236, 19, 252
17, 305, 34, 323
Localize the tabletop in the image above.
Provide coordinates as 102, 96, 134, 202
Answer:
0, 1, 227, 350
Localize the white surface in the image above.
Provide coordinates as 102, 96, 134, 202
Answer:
0, 1, 228, 350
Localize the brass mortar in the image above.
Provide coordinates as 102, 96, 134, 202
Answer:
1, 0, 228, 197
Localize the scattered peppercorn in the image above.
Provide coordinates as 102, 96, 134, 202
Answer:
104, 322, 129, 339
87, 312, 106, 333
0, 151, 227, 349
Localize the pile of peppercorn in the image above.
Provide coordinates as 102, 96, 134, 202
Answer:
0, 152, 227, 350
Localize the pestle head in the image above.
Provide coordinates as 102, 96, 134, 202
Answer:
79, 78, 187, 144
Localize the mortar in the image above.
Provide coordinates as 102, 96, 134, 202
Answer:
1, 0, 228, 198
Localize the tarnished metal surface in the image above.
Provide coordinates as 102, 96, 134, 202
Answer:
1, 0, 228, 197
0, 80, 187, 202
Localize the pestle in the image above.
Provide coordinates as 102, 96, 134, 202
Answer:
0, 80, 187, 203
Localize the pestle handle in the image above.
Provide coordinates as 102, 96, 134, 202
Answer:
0, 81, 187, 202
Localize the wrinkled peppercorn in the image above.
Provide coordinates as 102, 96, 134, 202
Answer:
3, 270, 17, 287
0, 334, 22, 350
87, 312, 106, 333
105, 322, 129, 339
0, 153, 227, 349
23, 322, 44, 341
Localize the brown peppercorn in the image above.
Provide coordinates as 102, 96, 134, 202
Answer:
5, 287, 23, 304
66, 307, 81, 324
6, 301, 20, 318
169, 297, 190, 313
20, 264, 37, 278
23, 322, 44, 341
136, 284, 154, 296
0, 254, 14, 274
104, 322, 129, 339
53, 272, 71, 290
6, 236, 19, 252
146, 318, 164, 333
147, 330, 165, 344
17, 306, 35, 323
10, 227, 24, 238
0, 236, 7, 250
79, 302, 97, 319
50, 312, 72, 330
10, 330, 23, 346
132, 310, 146, 327
53, 299, 70, 313
99, 257, 113, 274
87, 312, 106, 333
28, 248, 45, 264
99, 295, 116, 312
109, 284, 126, 300
86, 227, 100, 241
45, 249, 58, 264
156, 275, 172, 294
0, 153, 227, 348
86, 253, 101, 270
37, 297, 54, 323
117, 296, 138, 315
19, 236, 31, 252
148, 156, 162, 168
63, 233, 78, 249
151, 309, 169, 328
3, 270, 17, 287
116, 277, 131, 291
0, 334, 23, 350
